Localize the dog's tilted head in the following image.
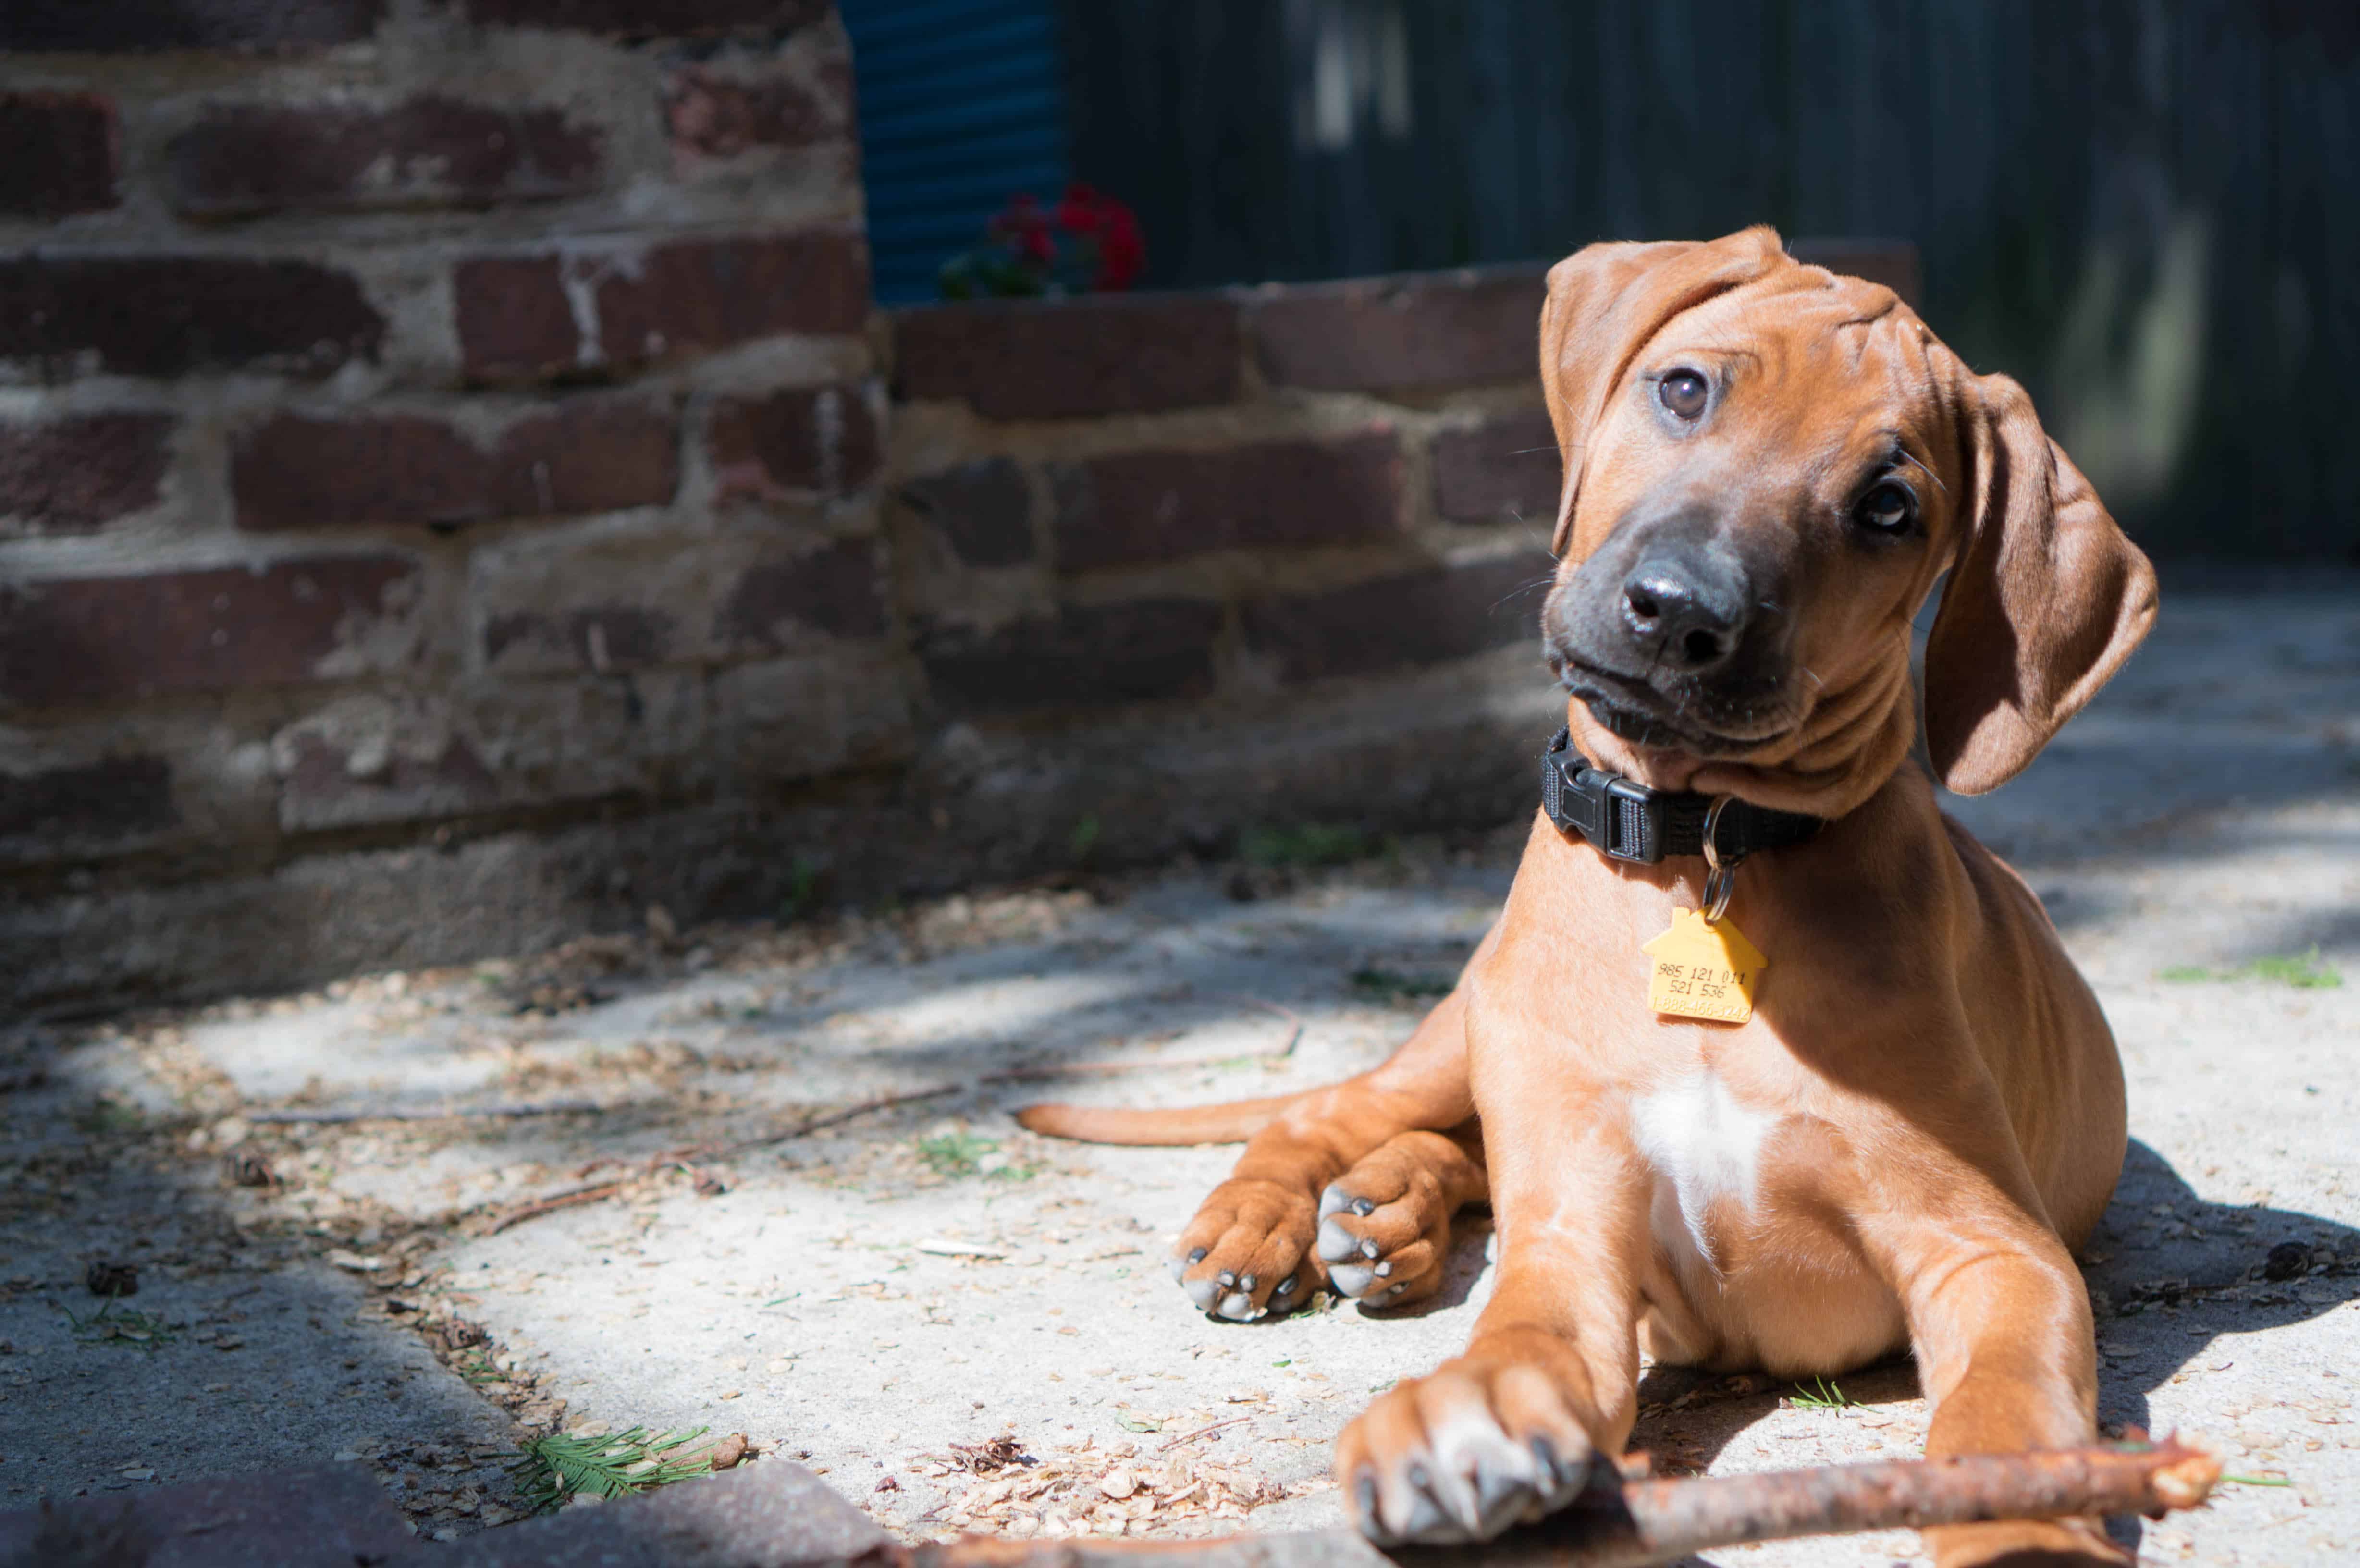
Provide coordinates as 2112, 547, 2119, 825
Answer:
1536, 226, 2157, 815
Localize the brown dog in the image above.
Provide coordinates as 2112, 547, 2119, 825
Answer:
1019, 226, 2156, 1568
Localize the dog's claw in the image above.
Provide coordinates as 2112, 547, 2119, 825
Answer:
1352, 1197, 1376, 1217
1274, 1273, 1298, 1298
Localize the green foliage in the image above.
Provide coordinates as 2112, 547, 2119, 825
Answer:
779, 857, 826, 924
1788, 1377, 1851, 1410
1349, 966, 1455, 1002
507, 1425, 716, 1515
65, 1299, 175, 1351
916, 1130, 1034, 1181
1068, 814, 1103, 861
71, 1096, 144, 1135
2161, 947, 2342, 989
1241, 823, 1377, 869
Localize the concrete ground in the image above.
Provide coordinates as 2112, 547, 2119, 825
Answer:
3, 581, 2355, 1565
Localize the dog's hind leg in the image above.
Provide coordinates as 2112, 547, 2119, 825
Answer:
1171, 983, 1478, 1321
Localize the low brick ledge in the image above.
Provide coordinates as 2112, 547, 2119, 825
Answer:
888, 239, 1920, 422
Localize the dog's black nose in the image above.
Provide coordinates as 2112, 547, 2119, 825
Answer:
1622, 561, 1745, 672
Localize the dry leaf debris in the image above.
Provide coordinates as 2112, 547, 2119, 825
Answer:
915, 1433, 1302, 1540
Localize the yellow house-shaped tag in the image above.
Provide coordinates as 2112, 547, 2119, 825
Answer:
1643, 908, 1767, 1024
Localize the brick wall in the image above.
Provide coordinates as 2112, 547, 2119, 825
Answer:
0, 1, 1914, 1017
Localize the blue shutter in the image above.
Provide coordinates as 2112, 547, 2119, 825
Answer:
842, 0, 1070, 304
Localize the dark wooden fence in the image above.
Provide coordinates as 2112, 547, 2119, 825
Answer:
1061, 0, 2360, 560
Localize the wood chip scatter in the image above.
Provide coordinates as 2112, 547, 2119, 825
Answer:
917, 1434, 1300, 1540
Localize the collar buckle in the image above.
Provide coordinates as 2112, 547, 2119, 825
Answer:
1546, 738, 1668, 863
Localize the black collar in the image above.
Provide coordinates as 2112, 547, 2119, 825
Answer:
1541, 729, 1824, 865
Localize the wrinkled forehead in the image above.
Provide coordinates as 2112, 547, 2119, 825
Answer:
1644, 272, 1949, 440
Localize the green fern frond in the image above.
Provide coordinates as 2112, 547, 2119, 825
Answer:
507, 1425, 714, 1514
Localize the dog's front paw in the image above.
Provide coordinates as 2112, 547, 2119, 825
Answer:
1169, 1176, 1324, 1321
1315, 1136, 1463, 1307
1335, 1335, 1609, 1544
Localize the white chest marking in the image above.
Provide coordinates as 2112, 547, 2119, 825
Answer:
1629, 1072, 1779, 1274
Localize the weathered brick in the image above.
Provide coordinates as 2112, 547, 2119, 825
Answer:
0, 756, 176, 842
0, 256, 383, 379
0, 412, 173, 536
1053, 432, 1404, 572
920, 600, 1221, 712
167, 96, 601, 220
1242, 555, 1546, 684
1789, 238, 1922, 307
1252, 267, 1547, 392
454, 254, 578, 382
597, 233, 869, 367
1432, 409, 1561, 525
463, 0, 829, 36
271, 695, 499, 833
721, 538, 887, 646
0, 557, 420, 708
233, 398, 676, 531
665, 60, 851, 163
714, 649, 913, 782
0, 0, 383, 51
901, 458, 1032, 568
708, 384, 877, 502
484, 603, 675, 674
0, 93, 118, 216
895, 294, 1241, 420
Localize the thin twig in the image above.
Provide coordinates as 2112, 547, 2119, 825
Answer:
479, 998, 1307, 1234
1154, 1416, 1251, 1453
249, 1098, 622, 1125
482, 1180, 626, 1236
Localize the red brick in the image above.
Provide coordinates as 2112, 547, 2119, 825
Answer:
919, 600, 1221, 712
708, 384, 877, 502
0, 756, 175, 842
665, 61, 850, 162
1052, 432, 1404, 573
0, 0, 383, 50
454, 254, 579, 382
895, 294, 1241, 420
495, 400, 680, 517
0, 93, 118, 216
720, 538, 887, 646
0, 413, 173, 536
1788, 238, 1922, 308
0, 557, 419, 708
596, 233, 869, 367
167, 96, 601, 220
1251, 267, 1547, 392
463, 0, 829, 35
233, 398, 676, 531
1242, 555, 1547, 684
0, 256, 383, 379
901, 459, 1032, 568
1431, 409, 1561, 525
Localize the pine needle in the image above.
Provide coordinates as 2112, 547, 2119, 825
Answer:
507, 1425, 716, 1514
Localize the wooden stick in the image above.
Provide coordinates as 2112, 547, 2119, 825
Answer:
910, 1438, 2220, 1567
481, 1179, 626, 1235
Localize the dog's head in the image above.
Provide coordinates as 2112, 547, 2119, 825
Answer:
1537, 226, 2156, 812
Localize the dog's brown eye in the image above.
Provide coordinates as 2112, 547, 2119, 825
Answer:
1658, 370, 1709, 421
1854, 481, 1917, 534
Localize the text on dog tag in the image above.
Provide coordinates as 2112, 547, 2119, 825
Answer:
1643, 908, 1766, 1024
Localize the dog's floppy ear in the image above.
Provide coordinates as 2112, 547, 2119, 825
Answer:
1539, 226, 1788, 556
1922, 372, 2158, 795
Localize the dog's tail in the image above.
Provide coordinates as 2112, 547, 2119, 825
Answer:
1012, 1091, 1303, 1146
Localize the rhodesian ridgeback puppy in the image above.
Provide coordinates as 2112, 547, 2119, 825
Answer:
1019, 225, 2157, 1568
